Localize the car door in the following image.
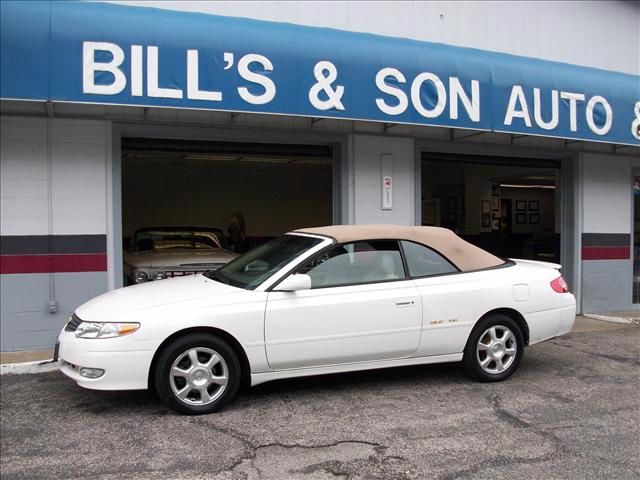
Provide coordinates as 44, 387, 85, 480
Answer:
264, 240, 422, 370
400, 240, 481, 357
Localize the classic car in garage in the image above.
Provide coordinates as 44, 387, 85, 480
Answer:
123, 226, 239, 284
57, 225, 576, 414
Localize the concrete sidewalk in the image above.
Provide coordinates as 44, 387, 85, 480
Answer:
583, 310, 640, 325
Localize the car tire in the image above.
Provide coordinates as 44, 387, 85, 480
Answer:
154, 334, 241, 415
463, 314, 524, 382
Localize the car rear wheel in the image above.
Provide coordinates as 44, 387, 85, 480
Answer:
463, 314, 524, 382
154, 334, 241, 414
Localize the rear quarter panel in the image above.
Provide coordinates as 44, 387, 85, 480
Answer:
413, 262, 575, 357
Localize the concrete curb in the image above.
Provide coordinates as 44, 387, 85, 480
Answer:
0, 359, 59, 376
583, 314, 640, 325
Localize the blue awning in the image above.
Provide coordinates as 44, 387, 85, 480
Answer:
1, 1, 639, 145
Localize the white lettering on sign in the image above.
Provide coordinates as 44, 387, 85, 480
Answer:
130, 45, 143, 97
411, 72, 446, 118
375, 68, 408, 115
147, 46, 183, 99
83, 42, 126, 95
375, 68, 479, 122
585, 95, 612, 135
632, 102, 640, 140
504, 85, 532, 127
187, 50, 222, 101
237, 54, 276, 105
309, 61, 345, 111
78, 41, 634, 143
533, 88, 559, 130
504, 86, 614, 136
82, 42, 277, 105
560, 92, 585, 132
449, 77, 480, 122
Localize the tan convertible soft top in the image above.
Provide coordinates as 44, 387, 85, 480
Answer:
294, 224, 504, 272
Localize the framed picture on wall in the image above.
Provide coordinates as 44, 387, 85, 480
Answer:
529, 200, 539, 211
482, 213, 491, 228
516, 200, 526, 211
481, 200, 490, 214
529, 213, 540, 224
491, 195, 499, 211
516, 213, 527, 224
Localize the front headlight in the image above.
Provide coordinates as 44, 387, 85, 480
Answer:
153, 271, 167, 280
75, 322, 140, 339
134, 271, 148, 283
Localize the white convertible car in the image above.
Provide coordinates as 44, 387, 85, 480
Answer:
57, 225, 576, 414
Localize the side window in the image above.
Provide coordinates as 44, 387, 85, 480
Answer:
298, 240, 406, 288
401, 241, 458, 277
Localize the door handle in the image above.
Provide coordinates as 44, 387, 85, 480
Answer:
395, 299, 415, 307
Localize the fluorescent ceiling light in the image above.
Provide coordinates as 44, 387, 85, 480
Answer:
500, 184, 556, 189
239, 156, 290, 163
183, 154, 241, 161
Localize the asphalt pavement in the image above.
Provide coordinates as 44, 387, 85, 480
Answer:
1, 319, 638, 480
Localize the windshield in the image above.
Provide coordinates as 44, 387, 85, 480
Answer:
204, 234, 323, 289
132, 229, 229, 252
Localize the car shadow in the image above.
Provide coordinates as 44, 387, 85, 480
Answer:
244, 361, 467, 398
65, 361, 468, 416
65, 350, 576, 416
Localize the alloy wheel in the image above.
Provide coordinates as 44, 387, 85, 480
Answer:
475, 325, 517, 374
169, 347, 229, 406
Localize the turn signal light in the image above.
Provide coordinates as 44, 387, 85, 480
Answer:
550, 276, 569, 293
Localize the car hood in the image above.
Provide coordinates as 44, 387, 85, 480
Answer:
75, 274, 240, 322
123, 249, 238, 268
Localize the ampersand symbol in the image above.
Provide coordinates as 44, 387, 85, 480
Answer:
632, 101, 640, 140
308, 61, 345, 111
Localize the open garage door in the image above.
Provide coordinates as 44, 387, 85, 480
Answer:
121, 138, 334, 284
421, 152, 561, 264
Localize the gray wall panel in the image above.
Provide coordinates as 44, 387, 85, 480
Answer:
0, 272, 107, 352
110, 1, 640, 75
581, 260, 633, 313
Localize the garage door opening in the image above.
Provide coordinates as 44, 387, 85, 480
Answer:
121, 137, 334, 284
421, 153, 561, 263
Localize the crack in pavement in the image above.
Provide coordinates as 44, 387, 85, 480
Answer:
490, 395, 530, 429
437, 394, 640, 480
188, 417, 391, 480
234, 440, 395, 480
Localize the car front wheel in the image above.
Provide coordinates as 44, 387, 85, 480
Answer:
463, 314, 524, 382
154, 334, 241, 414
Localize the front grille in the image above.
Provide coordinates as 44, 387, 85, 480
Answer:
165, 267, 221, 278
166, 270, 202, 278
64, 314, 83, 332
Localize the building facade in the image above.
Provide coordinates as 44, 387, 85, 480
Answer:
1, 1, 639, 352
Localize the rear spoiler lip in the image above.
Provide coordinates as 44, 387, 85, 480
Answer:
510, 258, 562, 270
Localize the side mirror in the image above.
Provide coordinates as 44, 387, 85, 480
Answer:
273, 274, 312, 292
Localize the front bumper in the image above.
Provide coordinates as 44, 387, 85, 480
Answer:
57, 330, 156, 391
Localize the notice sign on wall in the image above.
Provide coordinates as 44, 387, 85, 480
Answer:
381, 154, 393, 210
382, 176, 393, 210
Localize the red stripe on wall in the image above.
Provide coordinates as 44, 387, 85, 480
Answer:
0, 254, 107, 274
582, 246, 630, 260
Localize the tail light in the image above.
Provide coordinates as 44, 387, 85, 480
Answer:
550, 275, 569, 293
